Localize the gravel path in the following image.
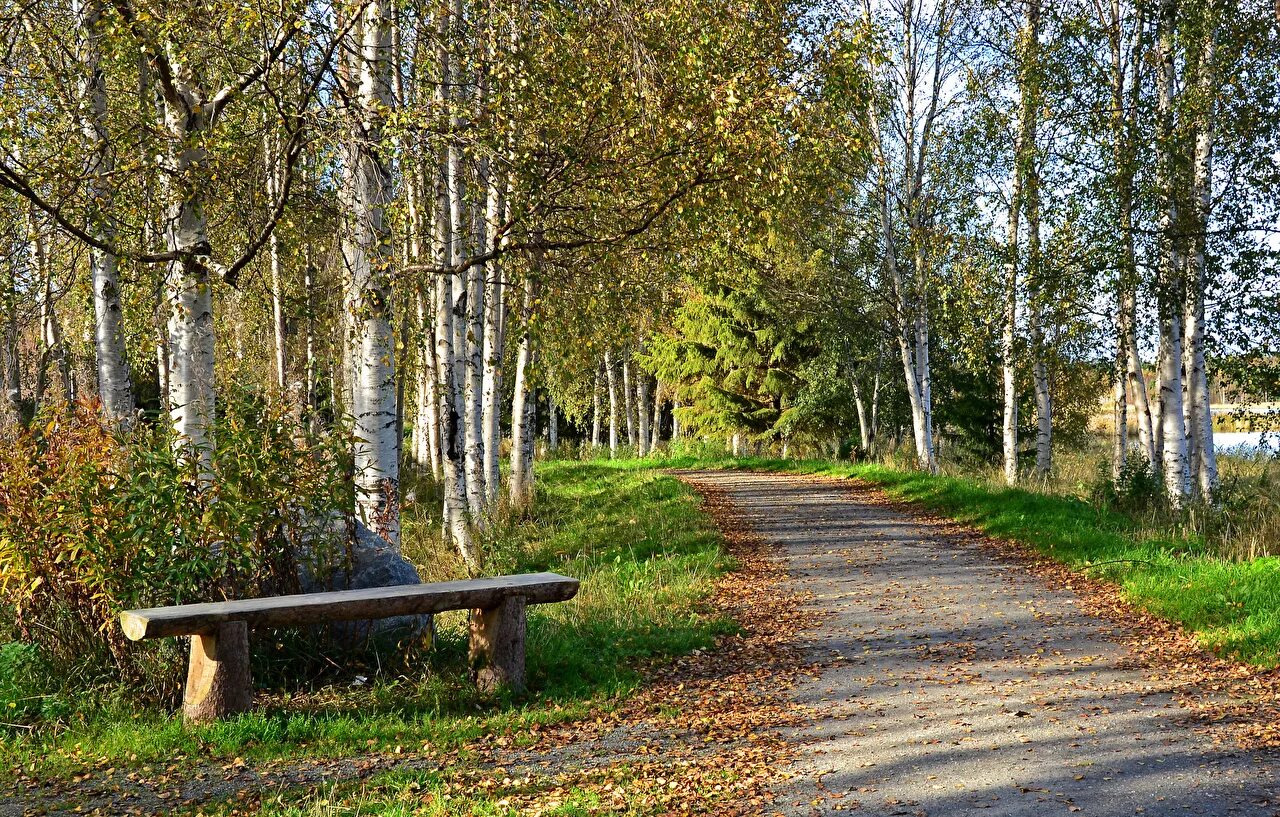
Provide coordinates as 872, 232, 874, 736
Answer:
681, 471, 1280, 817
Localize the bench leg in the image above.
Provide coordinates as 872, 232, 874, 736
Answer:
469, 596, 527, 694
183, 621, 252, 723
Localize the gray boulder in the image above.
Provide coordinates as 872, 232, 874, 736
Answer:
298, 517, 432, 643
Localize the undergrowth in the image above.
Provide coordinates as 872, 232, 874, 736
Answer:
0, 462, 731, 783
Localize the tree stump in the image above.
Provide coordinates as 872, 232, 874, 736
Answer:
183, 621, 253, 723
469, 595, 527, 693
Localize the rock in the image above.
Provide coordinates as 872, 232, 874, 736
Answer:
298, 517, 432, 643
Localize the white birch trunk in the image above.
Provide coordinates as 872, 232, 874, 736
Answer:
1155, 0, 1191, 505
622, 358, 636, 447
462, 160, 486, 518
1027, 199, 1051, 477
480, 175, 507, 508
303, 256, 319, 423
649, 381, 662, 453
636, 374, 650, 457
1002, 143, 1022, 486
416, 288, 442, 476
1112, 286, 1129, 480
548, 393, 558, 452
76, 0, 134, 424
433, 6, 478, 568
1, 255, 21, 430
853, 378, 871, 453
163, 140, 217, 477
30, 213, 74, 406
1186, 14, 1219, 501
591, 361, 603, 449
344, 0, 400, 544
266, 131, 289, 396
605, 350, 619, 458
508, 275, 539, 505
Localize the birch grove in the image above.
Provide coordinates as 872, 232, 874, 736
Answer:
0, 0, 1274, 585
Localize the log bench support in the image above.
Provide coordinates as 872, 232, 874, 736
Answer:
119, 572, 578, 723
469, 595, 527, 693
184, 622, 253, 722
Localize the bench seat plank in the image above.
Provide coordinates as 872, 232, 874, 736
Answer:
120, 572, 579, 641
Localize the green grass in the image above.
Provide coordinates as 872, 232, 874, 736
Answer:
0, 462, 732, 784
644, 452, 1280, 668
183, 764, 678, 816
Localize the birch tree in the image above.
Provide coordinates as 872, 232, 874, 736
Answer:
343, 0, 401, 543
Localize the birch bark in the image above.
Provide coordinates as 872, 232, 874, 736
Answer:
1002, 120, 1023, 486
1185, 8, 1219, 501
548, 393, 558, 452
480, 176, 507, 507
636, 374, 650, 456
344, 0, 400, 544
622, 358, 636, 447
266, 131, 289, 396
605, 350, 619, 457
434, 4, 478, 569
649, 381, 662, 453
77, 0, 134, 423
1, 256, 21, 431
1155, 0, 1191, 505
508, 275, 539, 504
591, 361, 603, 449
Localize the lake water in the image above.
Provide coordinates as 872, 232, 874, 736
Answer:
1214, 432, 1278, 456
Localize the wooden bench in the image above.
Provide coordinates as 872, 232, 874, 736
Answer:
119, 572, 580, 722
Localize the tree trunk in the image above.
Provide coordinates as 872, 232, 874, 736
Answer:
344, 0, 400, 544
1027, 190, 1051, 476
605, 350, 619, 458
30, 212, 74, 407
591, 361, 603, 449
480, 174, 507, 509
622, 357, 636, 447
0, 256, 21, 431
1112, 285, 1129, 481
462, 212, 486, 519
434, 8, 477, 569
303, 256, 320, 425
1186, 13, 1219, 501
636, 373, 650, 457
415, 287, 442, 476
649, 381, 662, 454
266, 131, 289, 397
78, 0, 134, 424
548, 393, 558, 452
1002, 127, 1023, 486
1020, 0, 1050, 478
853, 378, 871, 453
508, 275, 540, 506
880, 175, 935, 473
1155, 0, 1191, 506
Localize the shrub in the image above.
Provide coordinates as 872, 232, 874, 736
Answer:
0, 394, 352, 703
1091, 451, 1162, 512
0, 641, 71, 725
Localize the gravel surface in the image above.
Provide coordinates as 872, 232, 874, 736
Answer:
682, 470, 1280, 817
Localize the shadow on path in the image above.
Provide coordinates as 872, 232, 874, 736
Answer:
679, 470, 1280, 817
